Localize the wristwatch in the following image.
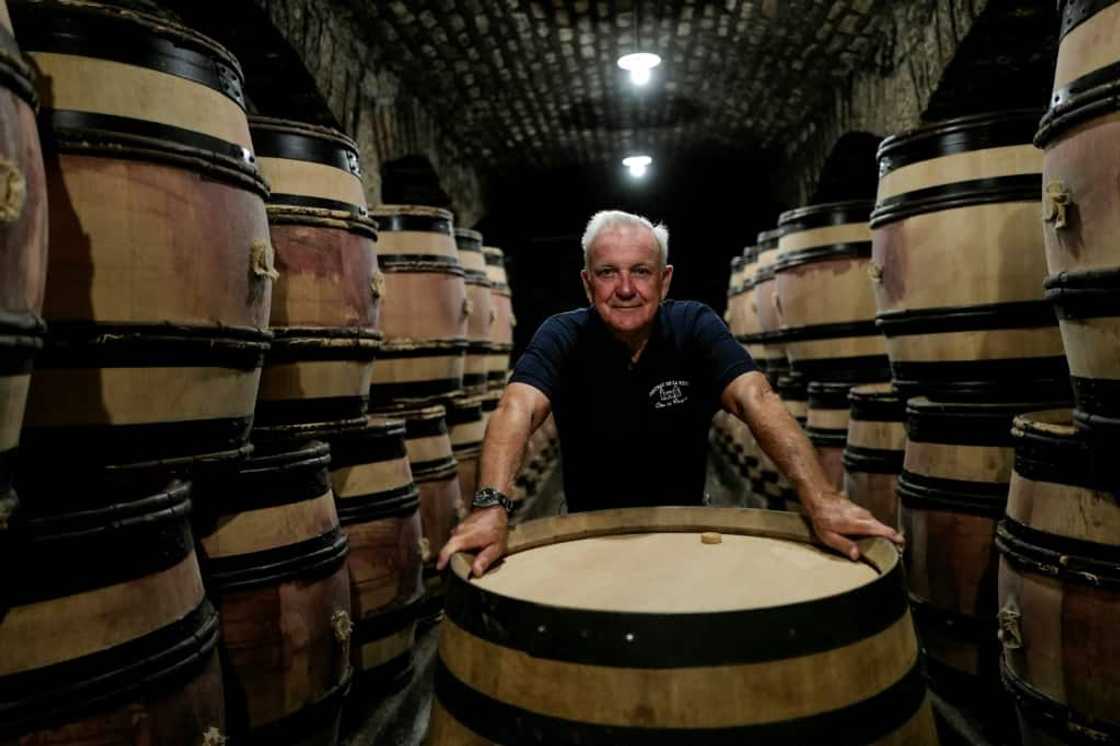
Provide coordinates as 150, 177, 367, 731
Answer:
473, 487, 515, 515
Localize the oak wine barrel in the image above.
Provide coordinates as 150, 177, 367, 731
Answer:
430, 508, 937, 745
369, 205, 467, 405
194, 441, 353, 745
752, 227, 789, 384
484, 245, 514, 389
806, 381, 855, 492
996, 410, 1120, 745
249, 116, 381, 436
328, 418, 424, 689
1036, 1, 1120, 436
725, 254, 747, 338
372, 403, 462, 624
1, 481, 226, 744
737, 245, 764, 364
775, 201, 889, 383
13, 0, 273, 473
843, 383, 905, 529
455, 228, 494, 396
898, 397, 1064, 706
0, 4, 45, 524
871, 110, 1066, 400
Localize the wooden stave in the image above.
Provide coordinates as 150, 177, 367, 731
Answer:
994, 409, 1120, 744
0, 480, 228, 744
431, 508, 936, 745
193, 441, 354, 745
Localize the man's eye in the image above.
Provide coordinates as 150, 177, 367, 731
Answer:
597, 269, 616, 277
632, 267, 651, 277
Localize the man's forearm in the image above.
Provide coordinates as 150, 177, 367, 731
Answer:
727, 377, 837, 509
477, 398, 543, 495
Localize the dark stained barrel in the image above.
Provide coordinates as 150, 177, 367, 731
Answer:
843, 383, 905, 529
328, 418, 424, 688
430, 508, 937, 745
13, 0, 273, 473
249, 116, 381, 435
484, 246, 514, 389
1, 481, 227, 744
898, 397, 1064, 706
1036, 2, 1120, 437
775, 201, 889, 383
806, 381, 854, 492
369, 205, 467, 405
871, 110, 1066, 401
996, 410, 1120, 745
195, 442, 352, 745
0, 2, 46, 524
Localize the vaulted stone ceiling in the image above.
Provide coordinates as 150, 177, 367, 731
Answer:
351, 0, 892, 167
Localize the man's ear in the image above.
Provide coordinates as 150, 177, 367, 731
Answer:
580, 268, 593, 303
660, 264, 674, 300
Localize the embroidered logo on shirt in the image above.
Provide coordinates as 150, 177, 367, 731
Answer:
649, 379, 690, 409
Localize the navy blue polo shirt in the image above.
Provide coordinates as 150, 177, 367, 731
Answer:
510, 300, 756, 512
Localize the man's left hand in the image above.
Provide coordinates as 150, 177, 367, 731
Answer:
805, 493, 904, 561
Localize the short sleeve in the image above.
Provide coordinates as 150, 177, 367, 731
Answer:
508, 314, 579, 402
689, 304, 756, 396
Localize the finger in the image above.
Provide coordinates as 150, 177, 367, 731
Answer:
822, 531, 861, 562
435, 536, 460, 571
471, 542, 503, 577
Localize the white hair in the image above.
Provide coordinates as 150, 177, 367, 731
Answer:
581, 210, 669, 267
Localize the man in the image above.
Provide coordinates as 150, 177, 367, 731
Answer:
439, 210, 902, 577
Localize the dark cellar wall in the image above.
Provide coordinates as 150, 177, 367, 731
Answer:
476, 149, 787, 357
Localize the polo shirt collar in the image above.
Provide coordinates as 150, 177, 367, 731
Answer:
586, 303, 669, 369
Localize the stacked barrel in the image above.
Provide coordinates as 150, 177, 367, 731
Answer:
870, 110, 1068, 720
994, 5, 1120, 743
0, 0, 45, 529
483, 245, 515, 389
365, 205, 468, 628
711, 246, 763, 507
4, 2, 272, 741
774, 200, 890, 512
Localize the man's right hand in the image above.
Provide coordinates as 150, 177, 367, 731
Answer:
436, 506, 509, 577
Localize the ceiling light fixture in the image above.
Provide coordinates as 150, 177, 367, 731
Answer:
617, 52, 661, 86
622, 155, 652, 178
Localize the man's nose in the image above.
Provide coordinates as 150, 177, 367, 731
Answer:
615, 273, 636, 297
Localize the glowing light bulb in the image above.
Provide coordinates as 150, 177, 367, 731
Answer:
617, 53, 661, 87
622, 155, 652, 179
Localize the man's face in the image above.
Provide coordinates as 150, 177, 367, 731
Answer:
581, 225, 673, 336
